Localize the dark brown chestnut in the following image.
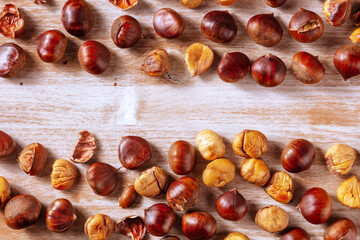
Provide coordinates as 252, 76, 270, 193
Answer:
119, 185, 137, 208
61, 0, 94, 37
118, 136, 152, 170
0, 4, 25, 39
353, 9, 360, 26
166, 176, 200, 211
0, 130, 16, 157
280, 228, 310, 240
46, 199, 77, 232
216, 188, 247, 221
264, 0, 287, 7
247, 13, 283, 47
37, 30, 67, 63
201, 11, 237, 43
334, 45, 360, 81
251, 54, 286, 87
86, 162, 118, 196
281, 139, 315, 173
161, 236, 180, 240
323, 0, 351, 26
324, 218, 357, 240
78, 41, 111, 75
111, 15, 142, 49
153, 8, 184, 39
168, 140, 196, 175
0, 43, 26, 78
297, 187, 332, 224
182, 212, 217, 240
289, 8, 324, 43
217, 52, 250, 83
144, 203, 176, 236
291, 51, 325, 84
4, 194, 42, 229
115, 216, 146, 240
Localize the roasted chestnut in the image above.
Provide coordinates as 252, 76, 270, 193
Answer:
115, 216, 146, 240
280, 228, 310, 240
0, 4, 25, 39
0, 130, 16, 156
153, 8, 184, 39
85, 214, 114, 240
119, 185, 137, 208
161, 236, 180, 240
86, 162, 118, 196
78, 41, 111, 75
264, 0, 287, 7
168, 140, 196, 175
255, 205, 289, 233
185, 43, 214, 77
0, 43, 26, 78
46, 199, 77, 232
142, 49, 170, 77
181, 212, 217, 240
251, 54, 286, 87
216, 188, 247, 221
134, 166, 169, 197
144, 203, 176, 236
353, 9, 360, 26
109, 0, 138, 10
217, 52, 250, 82
216, 0, 237, 6
323, 0, 351, 26
324, 218, 357, 240
111, 15, 142, 49
334, 45, 360, 81
118, 136, 152, 170
201, 11, 237, 43
166, 176, 200, 211
17, 143, 47, 176
37, 30, 67, 63
0, 176, 11, 208
291, 51, 325, 84
281, 139, 315, 173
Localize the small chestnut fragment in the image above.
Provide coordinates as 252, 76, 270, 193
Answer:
280, 228, 310, 240
349, 28, 360, 43
34, 0, 47, 5
0, 4, 25, 39
72, 130, 96, 163
266, 171, 294, 203
144, 203, 175, 236
353, 9, 360, 26
247, 14, 283, 47
5, 194, 42, 229
202, 158, 235, 187
233, 130, 268, 158
201, 11, 237, 43
0, 130, 16, 156
119, 185, 137, 208
168, 140, 196, 175
153, 8, 184, 39
0, 176, 11, 208
118, 136, 152, 170
181, 212, 217, 240
115, 216, 146, 240
224, 232, 249, 240
134, 166, 168, 197
216, 189, 247, 221
255, 205, 289, 233
337, 176, 360, 208
17, 143, 47, 175
180, 0, 202, 9
185, 43, 214, 77
291, 52, 325, 84
109, 0, 138, 10
323, 0, 352, 26
334, 45, 360, 81
142, 49, 170, 77
324, 218, 357, 240
166, 176, 200, 211
51, 159, 78, 190
85, 214, 114, 240
217, 52, 250, 83
111, 15, 142, 49
0, 43, 26, 78
240, 158, 271, 186
325, 143, 357, 175
86, 162, 118, 196
78, 41, 111, 75
251, 54, 286, 87
264, 0, 287, 7
281, 139, 315, 173
216, 0, 237, 6
37, 30, 67, 63
289, 8, 324, 43
61, 0, 94, 37
46, 199, 77, 232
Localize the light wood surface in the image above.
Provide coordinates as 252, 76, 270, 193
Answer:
0, 0, 360, 239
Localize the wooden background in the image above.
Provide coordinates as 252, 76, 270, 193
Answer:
0, 0, 359, 239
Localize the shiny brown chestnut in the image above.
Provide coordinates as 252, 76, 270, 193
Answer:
17, 143, 47, 176
216, 188, 247, 221
86, 162, 118, 196
0, 4, 25, 39
280, 228, 310, 240
144, 203, 176, 236
323, 0, 351, 26
182, 212, 217, 240
217, 52, 250, 83
281, 139, 315, 173
119, 185, 137, 208
115, 216, 146, 240
264, 0, 287, 7
324, 218, 357, 240
166, 176, 200, 211
153, 8, 184, 39
247, 13, 283, 47
37, 30, 67, 63
118, 136, 152, 170
201, 11, 237, 43
0, 43, 26, 78
251, 54, 286, 87
0, 130, 16, 157
289, 8, 324, 43
291, 52, 325, 84
61, 0, 94, 37
334, 45, 360, 81
297, 187, 332, 224
111, 15, 142, 49
168, 140, 196, 175
46, 199, 77, 232
161, 236, 180, 240
78, 41, 111, 75
353, 9, 360, 26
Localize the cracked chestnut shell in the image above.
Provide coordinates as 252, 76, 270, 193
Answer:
334, 45, 360, 81
86, 162, 118, 196
323, 0, 352, 26
217, 52, 250, 83
280, 228, 310, 240
142, 49, 170, 77
118, 136, 152, 170
0, 43, 26, 78
166, 176, 200, 211
134, 166, 168, 197
251, 54, 286, 87
291, 51, 325, 84
201, 11, 237, 43
78, 41, 111, 75
144, 203, 176, 236
216, 188, 247, 221
181, 212, 217, 240
153, 8, 184, 39
111, 15, 142, 49
168, 140, 196, 175
281, 139, 315, 173
46, 199, 77, 232
324, 218, 357, 240
17, 143, 47, 175
0, 4, 25, 39
71, 130, 96, 163
115, 216, 146, 240
37, 30, 67, 63
0, 130, 16, 156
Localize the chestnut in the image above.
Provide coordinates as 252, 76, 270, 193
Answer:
324, 218, 357, 240
118, 136, 152, 170
71, 130, 96, 163
17, 143, 47, 175
142, 49, 170, 77
161, 237, 180, 240
168, 140, 196, 175
86, 162, 118, 196
216, 188, 247, 221
280, 228, 310, 240
0, 130, 16, 156
78, 41, 111, 75
119, 185, 137, 208
251, 54, 286, 87
61, 0, 94, 37
111, 15, 142, 49
297, 187, 332, 224
0, 43, 26, 78
216, 0, 237, 6
115, 216, 146, 240
323, 0, 351, 26
46, 199, 77, 232
201, 11, 237, 43
353, 9, 360, 26
281, 139, 315, 173
37, 30, 67, 63
289, 8, 324, 43
181, 212, 217, 240
0, 176, 11, 208
217, 52, 250, 83
247, 14, 283, 47
144, 203, 176, 236
0, 4, 25, 39
264, 0, 287, 7
166, 176, 200, 211
85, 214, 114, 240
153, 8, 184, 39
334, 45, 360, 81
109, 0, 138, 10
4, 194, 42, 229
291, 51, 325, 84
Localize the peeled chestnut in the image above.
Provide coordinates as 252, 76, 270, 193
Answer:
153, 8, 184, 39
280, 228, 310, 240
86, 162, 118, 196
217, 52, 250, 83
201, 11, 237, 43
78, 41, 111, 75
144, 203, 176, 236
251, 54, 286, 87
0, 43, 26, 78
0, 130, 16, 156
281, 139, 315, 173
17, 143, 47, 175
291, 52, 325, 84
61, 0, 94, 37
0, 4, 25, 39
323, 0, 351, 26
109, 0, 138, 10
182, 212, 217, 240
324, 218, 357, 240
115, 216, 146, 240
265, 0, 287, 7
46, 199, 77, 232
118, 136, 152, 170
166, 176, 200, 211
111, 15, 142, 49
168, 140, 196, 175
142, 49, 170, 77
37, 30, 67, 63
334, 45, 360, 81
216, 188, 247, 221
297, 187, 332, 224
247, 14, 283, 47
216, 0, 237, 6
289, 8, 324, 43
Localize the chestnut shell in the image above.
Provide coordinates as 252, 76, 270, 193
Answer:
37, 30, 67, 63
324, 218, 357, 240
166, 176, 200, 211
280, 228, 310, 240
0, 43, 26, 78
153, 8, 184, 39
181, 212, 217, 240
118, 136, 152, 170
201, 11, 237, 43
168, 140, 196, 175
217, 52, 250, 83
111, 15, 142, 49
144, 203, 176, 236
334, 45, 360, 81
291, 51, 325, 84
281, 139, 315, 173
78, 41, 111, 75
215, 188, 247, 221
46, 199, 77, 232
251, 54, 286, 87
86, 162, 118, 196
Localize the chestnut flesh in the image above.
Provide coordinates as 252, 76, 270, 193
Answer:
201, 11, 237, 43
216, 188, 247, 221
46, 199, 77, 232
291, 51, 325, 84
168, 140, 196, 175
111, 15, 142, 49
0, 4, 25, 39
217, 52, 250, 83
118, 136, 152, 170
86, 162, 118, 196
265, 0, 287, 7
251, 54, 286, 87
324, 218, 357, 240
153, 8, 184, 39
334, 45, 360, 81
37, 30, 67, 63
281, 139, 315, 173
280, 228, 310, 240
144, 203, 176, 236
323, 0, 352, 26
166, 176, 200, 211
0, 43, 26, 78
182, 212, 217, 240
78, 41, 111, 75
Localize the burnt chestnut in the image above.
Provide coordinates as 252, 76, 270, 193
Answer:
37, 30, 67, 63
144, 203, 176, 236
166, 176, 200, 211
61, 0, 94, 37
289, 8, 324, 43
118, 136, 152, 170
265, 0, 287, 7
115, 216, 146, 240
111, 15, 142, 48
182, 212, 217, 240
86, 162, 118, 196
324, 218, 357, 240
0, 43, 26, 78
46, 199, 77, 232
247, 13, 283, 47
153, 8, 184, 39
216, 188, 247, 221
297, 187, 332, 224
201, 11, 237, 43
291, 51, 325, 84
217, 52, 250, 82
168, 140, 196, 175
281, 139, 315, 173
334, 45, 360, 81
251, 54, 286, 87
78, 41, 111, 75
280, 228, 310, 240
323, 0, 352, 26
